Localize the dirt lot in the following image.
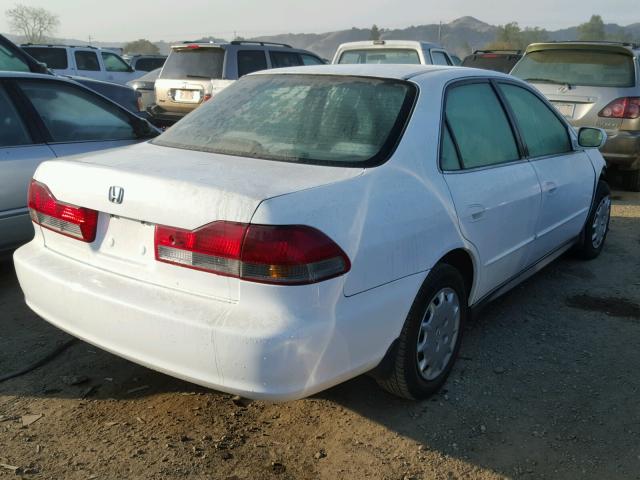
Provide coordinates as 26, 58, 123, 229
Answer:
1, 190, 639, 480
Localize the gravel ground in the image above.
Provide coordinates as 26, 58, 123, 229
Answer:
1, 190, 639, 480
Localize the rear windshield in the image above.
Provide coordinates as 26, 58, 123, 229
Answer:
338, 49, 421, 65
511, 49, 635, 88
461, 55, 521, 74
153, 74, 416, 167
135, 57, 165, 72
159, 48, 224, 79
23, 47, 68, 69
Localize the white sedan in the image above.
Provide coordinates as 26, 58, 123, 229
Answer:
14, 65, 610, 401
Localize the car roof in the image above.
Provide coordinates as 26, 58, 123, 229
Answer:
337, 40, 444, 50
525, 41, 639, 55
250, 64, 504, 81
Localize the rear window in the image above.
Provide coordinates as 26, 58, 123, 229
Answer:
134, 57, 165, 71
511, 49, 635, 88
338, 49, 421, 65
22, 47, 68, 69
461, 55, 521, 73
153, 74, 416, 167
160, 47, 225, 79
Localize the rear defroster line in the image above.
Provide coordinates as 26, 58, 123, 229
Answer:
0, 339, 77, 383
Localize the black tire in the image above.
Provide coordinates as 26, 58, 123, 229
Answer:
622, 169, 640, 192
574, 180, 611, 260
375, 264, 467, 400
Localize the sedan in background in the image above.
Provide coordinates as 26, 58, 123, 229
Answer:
0, 72, 158, 253
15, 65, 609, 401
127, 68, 161, 114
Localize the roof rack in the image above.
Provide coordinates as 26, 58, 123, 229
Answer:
473, 49, 522, 55
230, 40, 292, 48
21, 43, 99, 49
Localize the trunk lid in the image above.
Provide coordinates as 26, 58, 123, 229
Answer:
33, 142, 363, 301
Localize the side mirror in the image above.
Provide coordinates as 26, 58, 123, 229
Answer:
578, 127, 607, 149
35, 61, 49, 74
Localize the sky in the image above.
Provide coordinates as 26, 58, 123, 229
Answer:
0, 0, 638, 42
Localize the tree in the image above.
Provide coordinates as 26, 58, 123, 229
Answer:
370, 24, 381, 41
485, 22, 548, 50
577, 15, 606, 41
123, 39, 160, 55
6, 4, 59, 43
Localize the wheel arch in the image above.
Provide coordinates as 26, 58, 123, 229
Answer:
437, 248, 475, 302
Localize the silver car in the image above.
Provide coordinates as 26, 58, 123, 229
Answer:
0, 72, 158, 253
511, 42, 640, 191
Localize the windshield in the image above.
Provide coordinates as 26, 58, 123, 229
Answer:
461, 55, 521, 74
159, 47, 224, 79
338, 49, 421, 65
511, 49, 635, 88
153, 74, 416, 167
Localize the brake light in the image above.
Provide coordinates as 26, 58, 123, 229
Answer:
155, 221, 350, 285
28, 179, 98, 242
203, 93, 212, 102
598, 97, 640, 119
481, 54, 498, 58
186, 44, 200, 49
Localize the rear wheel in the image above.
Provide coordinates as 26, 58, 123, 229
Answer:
622, 169, 640, 192
574, 180, 611, 259
376, 264, 467, 400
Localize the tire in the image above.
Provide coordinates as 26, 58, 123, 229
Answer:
376, 264, 467, 400
622, 169, 640, 192
574, 180, 611, 260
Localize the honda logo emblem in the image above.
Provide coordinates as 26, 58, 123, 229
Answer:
108, 186, 124, 204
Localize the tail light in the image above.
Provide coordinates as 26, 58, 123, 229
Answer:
598, 97, 640, 119
203, 93, 212, 102
155, 221, 350, 285
135, 91, 144, 112
28, 179, 98, 243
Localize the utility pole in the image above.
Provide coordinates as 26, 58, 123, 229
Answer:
438, 21, 442, 44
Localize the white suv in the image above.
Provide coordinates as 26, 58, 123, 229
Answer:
333, 40, 455, 66
21, 44, 145, 85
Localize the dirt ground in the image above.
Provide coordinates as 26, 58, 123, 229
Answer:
1, 190, 639, 480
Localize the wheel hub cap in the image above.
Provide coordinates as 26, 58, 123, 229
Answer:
591, 195, 611, 249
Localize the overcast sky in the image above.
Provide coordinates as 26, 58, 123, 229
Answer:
0, 0, 637, 42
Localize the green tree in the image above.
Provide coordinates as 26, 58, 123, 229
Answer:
6, 4, 59, 43
486, 22, 549, 50
123, 39, 160, 55
577, 15, 606, 41
370, 24, 381, 41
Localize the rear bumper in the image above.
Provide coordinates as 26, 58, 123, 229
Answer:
14, 241, 421, 401
601, 130, 640, 170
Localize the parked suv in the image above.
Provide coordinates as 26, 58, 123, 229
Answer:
127, 54, 166, 72
461, 50, 522, 73
332, 40, 455, 66
151, 41, 324, 126
21, 44, 145, 85
511, 41, 640, 190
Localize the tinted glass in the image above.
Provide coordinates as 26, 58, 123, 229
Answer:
0, 86, 31, 147
0, 44, 30, 72
301, 54, 324, 65
237, 50, 267, 77
431, 51, 450, 65
499, 84, 571, 158
461, 54, 521, 73
75, 51, 100, 71
23, 47, 68, 69
511, 49, 635, 88
159, 48, 224, 79
440, 124, 460, 171
338, 49, 421, 65
154, 74, 414, 166
101, 52, 130, 72
135, 57, 165, 71
446, 83, 519, 169
20, 80, 138, 142
269, 51, 302, 68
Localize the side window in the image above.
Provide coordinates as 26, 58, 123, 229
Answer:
74, 51, 100, 71
0, 86, 31, 147
101, 52, 131, 72
237, 50, 267, 77
431, 51, 451, 66
440, 123, 461, 170
445, 83, 520, 169
19, 80, 137, 142
23, 47, 68, 69
301, 54, 324, 66
498, 83, 572, 158
269, 51, 303, 68
0, 45, 30, 72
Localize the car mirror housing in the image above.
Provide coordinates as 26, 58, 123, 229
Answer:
578, 127, 607, 149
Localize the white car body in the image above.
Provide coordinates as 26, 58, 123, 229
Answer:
14, 65, 606, 400
332, 40, 455, 66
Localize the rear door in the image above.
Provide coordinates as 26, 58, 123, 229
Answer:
441, 80, 541, 298
0, 81, 55, 250
268, 50, 303, 69
496, 81, 595, 261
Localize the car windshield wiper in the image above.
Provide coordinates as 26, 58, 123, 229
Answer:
523, 78, 574, 88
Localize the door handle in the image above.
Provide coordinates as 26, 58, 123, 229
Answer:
543, 181, 557, 194
468, 204, 486, 222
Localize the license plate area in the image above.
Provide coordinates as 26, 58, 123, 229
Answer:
98, 215, 155, 264
552, 102, 576, 118
173, 89, 202, 103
